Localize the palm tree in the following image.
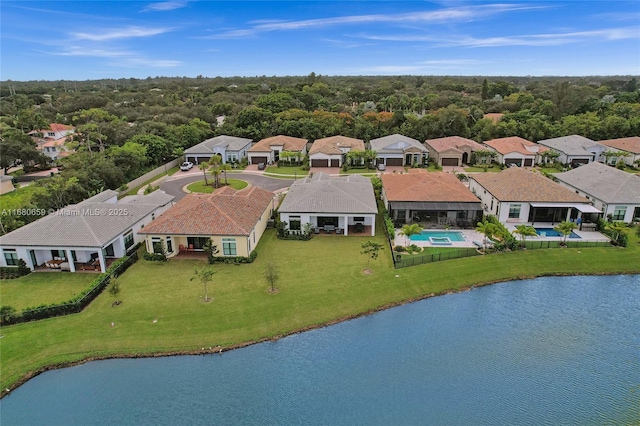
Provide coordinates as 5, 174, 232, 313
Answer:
475, 220, 497, 251
554, 220, 578, 246
513, 224, 537, 247
605, 221, 627, 243
220, 163, 232, 185
199, 161, 210, 185
399, 223, 423, 246
209, 166, 221, 188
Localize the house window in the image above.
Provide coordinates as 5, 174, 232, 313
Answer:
50, 249, 67, 260
354, 217, 365, 222
47, 132, 55, 137
152, 238, 164, 254
612, 206, 627, 221
166, 237, 173, 254
187, 237, 209, 250
289, 216, 301, 231
222, 238, 237, 256
3, 249, 18, 266
227, 153, 237, 162
509, 204, 521, 219
123, 230, 134, 249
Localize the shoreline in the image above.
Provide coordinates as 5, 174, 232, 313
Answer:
3, 270, 638, 399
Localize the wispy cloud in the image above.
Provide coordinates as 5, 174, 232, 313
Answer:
359, 58, 488, 74
362, 27, 640, 47
208, 4, 546, 38
116, 58, 182, 67
44, 46, 181, 68
71, 26, 173, 41
46, 46, 131, 57
142, 1, 190, 12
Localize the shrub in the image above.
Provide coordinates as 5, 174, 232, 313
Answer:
0, 305, 16, 325
209, 250, 257, 264
394, 245, 406, 252
0, 260, 31, 280
143, 252, 167, 262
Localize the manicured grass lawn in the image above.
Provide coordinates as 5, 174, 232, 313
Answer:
463, 165, 502, 172
186, 179, 248, 193
265, 165, 308, 177
0, 273, 96, 312
2, 226, 639, 392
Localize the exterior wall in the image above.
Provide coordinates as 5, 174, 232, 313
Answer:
248, 151, 273, 165
119, 159, 180, 195
501, 152, 536, 166
0, 245, 101, 269
376, 153, 404, 165
279, 212, 375, 235
309, 152, 342, 166
0, 179, 15, 195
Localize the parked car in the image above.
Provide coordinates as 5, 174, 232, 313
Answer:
258, 162, 266, 170
180, 161, 194, 171
377, 163, 386, 171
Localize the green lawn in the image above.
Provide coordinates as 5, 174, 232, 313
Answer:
124, 166, 180, 196
1, 226, 639, 393
264, 165, 308, 177
187, 179, 248, 193
0, 273, 96, 312
463, 165, 502, 172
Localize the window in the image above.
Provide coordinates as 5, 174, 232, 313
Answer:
354, 217, 365, 222
47, 132, 55, 137
222, 238, 237, 256
152, 238, 164, 254
166, 237, 173, 254
289, 216, 301, 231
123, 230, 134, 249
227, 153, 237, 162
612, 206, 627, 221
3, 249, 18, 266
50, 249, 67, 260
509, 204, 521, 219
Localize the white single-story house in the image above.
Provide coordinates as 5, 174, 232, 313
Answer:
247, 135, 308, 165
308, 135, 365, 168
468, 168, 601, 227
278, 173, 377, 236
184, 135, 253, 165
537, 135, 608, 167
369, 134, 428, 167
0, 190, 174, 272
597, 137, 640, 166
483, 136, 548, 167
555, 161, 640, 223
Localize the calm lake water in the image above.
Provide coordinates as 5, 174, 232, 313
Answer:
2, 274, 639, 425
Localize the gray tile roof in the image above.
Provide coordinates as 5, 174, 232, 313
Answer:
184, 135, 253, 154
554, 161, 640, 204
369, 134, 428, 153
537, 135, 602, 156
0, 190, 174, 248
279, 173, 377, 214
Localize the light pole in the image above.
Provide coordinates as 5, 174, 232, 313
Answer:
294, 169, 297, 180
163, 158, 168, 175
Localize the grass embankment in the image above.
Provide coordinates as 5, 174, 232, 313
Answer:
124, 166, 179, 196
264, 165, 308, 177
1, 226, 639, 393
186, 179, 248, 194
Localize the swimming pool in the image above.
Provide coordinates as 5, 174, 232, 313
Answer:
410, 231, 466, 242
534, 227, 581, 239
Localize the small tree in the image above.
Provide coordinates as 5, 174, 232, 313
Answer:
0, 305, 16, 325
513, 224, 537, 247
605, 221, 627, 243
264, 261, 279, 294
191, 267, 216, 302
108, 277, 121, 305
554, 220, 577, 246
399, 223, 423, 246
360, 240, 384, 269
199, 161, 210, 185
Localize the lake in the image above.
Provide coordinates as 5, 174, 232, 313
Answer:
2, 274, 639, 425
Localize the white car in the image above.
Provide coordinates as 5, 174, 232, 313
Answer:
180, 161, 194, 171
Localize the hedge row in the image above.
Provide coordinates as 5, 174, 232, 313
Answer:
208, 250, 258, 264
0, 260, 31, 280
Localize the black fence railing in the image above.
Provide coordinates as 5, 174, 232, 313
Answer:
394, 248, 480, 268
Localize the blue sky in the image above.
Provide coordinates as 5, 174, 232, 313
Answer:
1, 1, 639, 80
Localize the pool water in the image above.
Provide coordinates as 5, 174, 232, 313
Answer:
534, 227, 581, 239
411, 231, 465, 242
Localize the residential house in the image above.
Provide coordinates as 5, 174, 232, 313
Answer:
138, 186, 275, 257
468, 168, 601, 226
597, 137, 640, 166
308, 135, 365, 168
0, 190, 174, 272
369, 134, 428, 167
29, 124, 75, 160
424, 136, 485, 167
184, 135, 253, 165
0, 175, 15, 195
555, 161, 640, 223
247, 135, 308, 165
381, 170, 482, 228
278, 173, 377, 236
537, 135, 608, 167
483, 136, 548, 167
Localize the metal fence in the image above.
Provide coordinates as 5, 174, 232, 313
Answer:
524, 240, 611, 250
394, 248, 480, 268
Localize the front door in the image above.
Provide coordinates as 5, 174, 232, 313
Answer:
29, 250, 37, 268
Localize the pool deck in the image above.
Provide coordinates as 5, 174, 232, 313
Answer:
395, 223, 611, 248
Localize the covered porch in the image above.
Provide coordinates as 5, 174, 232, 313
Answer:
305, 214, 375, 236
528, 203, 602, 229
388, 201, 482, 229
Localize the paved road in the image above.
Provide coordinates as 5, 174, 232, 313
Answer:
160, 170, 294, 201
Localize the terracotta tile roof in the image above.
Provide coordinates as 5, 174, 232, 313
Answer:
49, 123, 74, 132
597, 137, 640, 154
309, 135, 365, 155
139, 186, 273, 236
483, 136, 548, 155
382, 170, 479, 202
248, 135, 308, 152
484, 113, 504, 123
469, 167, 590, 202
424, 136, 485, 153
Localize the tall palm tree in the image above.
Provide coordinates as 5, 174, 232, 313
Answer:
475, 220, 497, 251
554, 220, 578, 246
513, 224, 537, 247
199, 161, 210, 185
399, 223, 423, 246
220, 163, 232, 185
209, 166, 221, 188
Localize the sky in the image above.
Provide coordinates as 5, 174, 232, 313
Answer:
1, 1, 639, 80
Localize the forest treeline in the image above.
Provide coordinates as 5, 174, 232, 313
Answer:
0, 74, 638, 233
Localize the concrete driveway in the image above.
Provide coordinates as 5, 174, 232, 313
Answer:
161, 170, 294, 201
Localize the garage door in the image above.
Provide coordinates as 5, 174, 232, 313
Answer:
571, 159, 589, 167
331, 159, 340, 167
311, 159, 329, 167
441, 158, 459, 166
386, 158, 403, 166
523, 158, 533, 167
251, 156, 268, 165
505, 159, 522, 167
